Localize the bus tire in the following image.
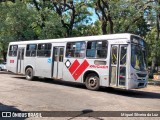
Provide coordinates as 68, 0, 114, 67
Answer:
0, 67, 2, 71
85, 73, 100, 91
25, 68, 34, 80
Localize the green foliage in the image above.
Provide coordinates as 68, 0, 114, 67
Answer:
108, 0, 151, 36
32, 7, 66, 39
0, 0, 65, 60
51, 0, 93, 36
72, 20, 102, 37
145, 27, 160, 66
0, 0, 159, 68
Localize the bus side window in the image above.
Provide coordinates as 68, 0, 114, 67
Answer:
86, 41, 96, 58
86, 40, 108, 58
97, 41, 108, 58
37, 43, 52, 57
26, 44, 37, 57
66, 41, 86, 58
9, 45, 18, 57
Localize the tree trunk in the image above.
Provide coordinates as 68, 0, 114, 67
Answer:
150, 56, 157, 77
108, 16, 113, 34
148, 0, 159, 77
2, 51, 7, 62
102, 19, 107, 35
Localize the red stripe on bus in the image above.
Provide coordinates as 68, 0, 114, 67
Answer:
72, 60, 89, 80
68, 59, 80, 74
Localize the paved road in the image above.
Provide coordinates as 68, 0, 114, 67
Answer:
0, 71, 160, 119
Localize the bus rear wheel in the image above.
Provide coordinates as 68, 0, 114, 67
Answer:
85, 74, 100, 91
25, 68, 34, 80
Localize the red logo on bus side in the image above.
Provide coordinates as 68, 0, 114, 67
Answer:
90, 65, 108, 69
66, 59, 89, 80
10, 60, 14, 63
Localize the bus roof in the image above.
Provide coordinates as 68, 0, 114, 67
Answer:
9, 33, 140, 45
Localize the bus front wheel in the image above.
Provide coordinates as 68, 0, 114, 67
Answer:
85, 74, 100, 91
25, 68, 34, 80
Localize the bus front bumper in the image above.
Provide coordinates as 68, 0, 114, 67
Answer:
128, 79, 148, 89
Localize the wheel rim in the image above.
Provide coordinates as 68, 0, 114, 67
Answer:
88, 77, 97, 88
26, 70, 31, 78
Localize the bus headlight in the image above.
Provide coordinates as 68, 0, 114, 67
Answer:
131, 73, 137, 81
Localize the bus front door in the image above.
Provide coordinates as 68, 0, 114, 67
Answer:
17, 48, 24, 74
110, 45, 127, 87
52, 47, 64, 79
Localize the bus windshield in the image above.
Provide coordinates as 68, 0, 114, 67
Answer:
131, 44, 147, 71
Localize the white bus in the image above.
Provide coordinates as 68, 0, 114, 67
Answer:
6, 33, 148, 90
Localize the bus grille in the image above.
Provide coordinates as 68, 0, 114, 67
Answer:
137, 73, 147, 77
138, 83, 145, 87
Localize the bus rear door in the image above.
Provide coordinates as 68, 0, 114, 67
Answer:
110, 45, 128, 88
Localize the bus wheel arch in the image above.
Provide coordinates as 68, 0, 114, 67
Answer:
25, 66, 34, 80
83, 71, 100, 91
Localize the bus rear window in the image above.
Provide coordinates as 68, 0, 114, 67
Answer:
9, 45, 18, 57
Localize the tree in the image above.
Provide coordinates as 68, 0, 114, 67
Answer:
110, 0, 153, 36
148, 0, 160, 76
92, 0, 113, 34
90, 0, 154, 36
51, 0, 92, 37
72, 20, 102, 36
30, 0, 66, 39
0, 0, 65, 61
0, 0, 15, 2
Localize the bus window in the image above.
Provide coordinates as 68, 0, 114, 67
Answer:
120, 46, 127, 65
131, 45, 146, 71
111, 46, 117, 64
9, 45, 18, 57
54, 47, 58, 61
66, 41, 86, 58
86, 40, 107, 58
18, 48, 24, 60
37, 43, 52, 57
26, 44, 37, 57
59, 48, 64, 62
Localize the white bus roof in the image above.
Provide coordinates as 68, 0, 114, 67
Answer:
9, 33, 140, 45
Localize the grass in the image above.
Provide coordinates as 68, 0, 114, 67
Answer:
148, 78, 154, 82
